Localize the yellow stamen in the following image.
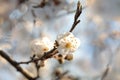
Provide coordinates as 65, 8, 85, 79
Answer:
65, 42, 72, 48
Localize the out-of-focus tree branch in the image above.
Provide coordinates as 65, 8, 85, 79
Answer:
55, 71, 69, 80
18, 0, 29, 4
101, 64, 110, 80
33, 0, 47, 8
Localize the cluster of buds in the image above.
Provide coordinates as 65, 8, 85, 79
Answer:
30, 32, 80, 65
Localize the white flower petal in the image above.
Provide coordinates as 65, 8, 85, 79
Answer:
57, 32, 80, 55
30, 37, 54, 57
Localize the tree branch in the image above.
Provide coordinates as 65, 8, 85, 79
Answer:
0, 50, 36, 80
18, 47, 58, 64
69, 1, 82, 32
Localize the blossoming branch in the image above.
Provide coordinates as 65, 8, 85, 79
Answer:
0, 1, 82, 80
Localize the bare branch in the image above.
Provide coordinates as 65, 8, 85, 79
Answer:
0, 50, 35, 80
18, 47, 58, 64
69, 1, 82, 32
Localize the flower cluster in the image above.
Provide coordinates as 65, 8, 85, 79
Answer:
57, 32, 80, 55
30, 32, 80, 64
30, 37, 53, 57
54, 32, 80, 63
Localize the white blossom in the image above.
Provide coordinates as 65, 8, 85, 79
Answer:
57, 32, 80, 55
30, 37, 54, 57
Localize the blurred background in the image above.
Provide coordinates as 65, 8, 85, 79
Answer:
0, 0, 120, 80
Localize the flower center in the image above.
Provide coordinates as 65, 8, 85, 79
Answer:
43, 48, 49, 52
65, 42, 72, 49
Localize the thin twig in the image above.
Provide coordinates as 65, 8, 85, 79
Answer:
55, 71, 69, 80
54, 6, 86, 19
31, 10, 37, 26
69, 1, 82, 32
34, 62, 40, 79
18, 47, 58, 64
18, 0, 28, 4
101, 64, 110, 80
0, 50, 35, 80
101, 48, 114, 80
33, 0, 46, 8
